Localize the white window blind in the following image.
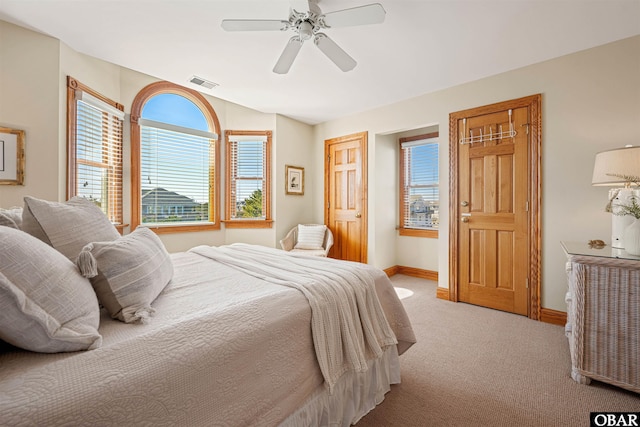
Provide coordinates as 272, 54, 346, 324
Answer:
139, 118, 216, 225
75, 91, 124, 224
401, 137, 439, 229
228, 134, 268, 220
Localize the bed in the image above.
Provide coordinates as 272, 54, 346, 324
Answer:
0, 197, 416, 426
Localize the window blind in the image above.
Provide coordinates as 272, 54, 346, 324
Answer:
140, 120, 215, 225
401, 137, 439, 229
228, 135, 267, 219
75, 92, 124, 225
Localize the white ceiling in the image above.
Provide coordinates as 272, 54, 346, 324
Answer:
1, 0, 639, 125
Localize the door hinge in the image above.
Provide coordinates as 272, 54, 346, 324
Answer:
327, 154, 331, 163
526, 277, 529, 289
525, 201, 529, 212
521, 123, 530, 135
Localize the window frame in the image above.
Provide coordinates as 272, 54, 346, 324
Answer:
130, 81, 221, 234
66, 76, 125, 232
223, 130, 273, 229
398, 132, 439, 238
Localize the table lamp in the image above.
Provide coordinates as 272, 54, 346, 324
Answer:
592, 145, 640, 248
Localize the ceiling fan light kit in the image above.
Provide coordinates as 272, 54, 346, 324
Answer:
221, 1, 386, 74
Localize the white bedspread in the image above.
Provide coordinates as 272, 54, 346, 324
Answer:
190, 243, 398, 392
0, 245, 416, 426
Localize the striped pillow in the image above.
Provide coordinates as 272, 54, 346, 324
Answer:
294, 224, 327, 250
77, 227, 173, 324
0, 226, 102, 353
22, 196, 120, 261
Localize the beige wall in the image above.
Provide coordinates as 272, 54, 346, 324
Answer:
371, 133, 398, 269
274, 114, 316, 243
0, 22, 60, 205
314, 35, 640, 312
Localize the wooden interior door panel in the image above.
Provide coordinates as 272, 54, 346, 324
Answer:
324, 132, 367, 263
451, 98, 541, 317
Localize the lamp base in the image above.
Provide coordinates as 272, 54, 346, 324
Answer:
610, 188, 640, 248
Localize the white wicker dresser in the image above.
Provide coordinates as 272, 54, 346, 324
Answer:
562, 241, 639, 394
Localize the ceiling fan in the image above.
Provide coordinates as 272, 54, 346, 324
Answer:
221, 1, 386, 74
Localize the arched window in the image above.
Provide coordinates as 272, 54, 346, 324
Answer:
130, 81, 220, 233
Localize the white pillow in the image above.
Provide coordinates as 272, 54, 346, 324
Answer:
21, 196, 120, 261
0, 226, 102, 353
0, 207, 23, 229
77, 227, 174, 324
294, 224, 327, 250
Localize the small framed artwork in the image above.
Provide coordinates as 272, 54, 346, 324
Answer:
0, 127, 25, 185
285, 165, 304, 195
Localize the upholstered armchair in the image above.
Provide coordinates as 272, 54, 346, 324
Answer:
279, 224, 334, 257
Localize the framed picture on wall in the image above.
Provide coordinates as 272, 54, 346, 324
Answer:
285, 165, 304, 195
0, 127, 25, 185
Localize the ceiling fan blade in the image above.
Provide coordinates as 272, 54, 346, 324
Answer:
322, 3, 386, 28
221, 19, 289, 31
314, 33, 356, 72
273, 37, 304, 74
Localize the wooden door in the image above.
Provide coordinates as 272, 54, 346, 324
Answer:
324, 132, 367, 263
449, 95, 541, 317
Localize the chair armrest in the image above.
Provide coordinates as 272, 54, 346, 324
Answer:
280, 228, 296, 251
323, 228, 334, 256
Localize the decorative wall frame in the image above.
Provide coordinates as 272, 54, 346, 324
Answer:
285, 165, 304, 195
0, 127, 25, 185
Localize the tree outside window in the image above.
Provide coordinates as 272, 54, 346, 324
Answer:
224, 130, 272, 228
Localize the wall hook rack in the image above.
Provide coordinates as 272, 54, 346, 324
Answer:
459, 109, 517, 145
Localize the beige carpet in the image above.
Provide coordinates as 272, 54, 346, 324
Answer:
357, 275, 640, 427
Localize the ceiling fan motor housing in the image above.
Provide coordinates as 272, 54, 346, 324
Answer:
289, 2, 322, 41
297, 21, 314, 40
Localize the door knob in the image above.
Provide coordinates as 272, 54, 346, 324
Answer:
355, 212, 362, 218
461, 217, 469, 223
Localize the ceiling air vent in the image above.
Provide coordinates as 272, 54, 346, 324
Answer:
188, 75, 218, 89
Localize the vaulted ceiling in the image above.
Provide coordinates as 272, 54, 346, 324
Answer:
1, 0, 638, 124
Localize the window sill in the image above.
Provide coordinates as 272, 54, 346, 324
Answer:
398, 228, 439, 238
223, 219, 274, 229
141, 222, 221, 234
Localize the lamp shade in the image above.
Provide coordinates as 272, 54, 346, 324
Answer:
592, 146, 640, 186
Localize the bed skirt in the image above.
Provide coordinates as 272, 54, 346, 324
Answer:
280, 345, 400, 427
